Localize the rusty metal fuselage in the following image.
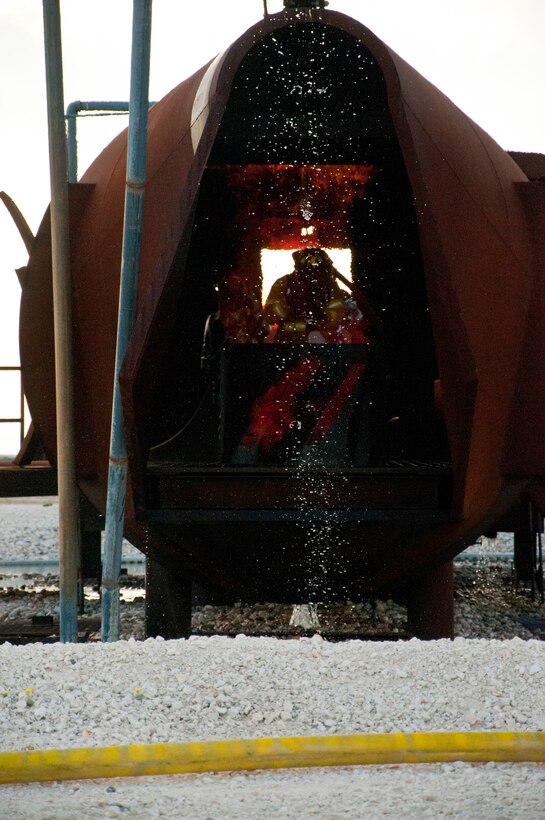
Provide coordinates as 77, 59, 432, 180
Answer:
19, 9, 545, 605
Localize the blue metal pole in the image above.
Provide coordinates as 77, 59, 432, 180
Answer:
42, 0, 81, 642
101, 0, 153, 641
65, 102, 79, 184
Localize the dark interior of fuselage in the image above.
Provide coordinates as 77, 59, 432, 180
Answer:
148, 23, 449, 469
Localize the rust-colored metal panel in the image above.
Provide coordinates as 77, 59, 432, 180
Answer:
391, 55, 532, 521
503, 181, 545, 478
510, 152, 545, 181
145, 470, 444, 511
0, 464, 57, 497
20, 182, 96, 473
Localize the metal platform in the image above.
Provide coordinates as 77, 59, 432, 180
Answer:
0, 461, 57, 498
144, 464, 453, 523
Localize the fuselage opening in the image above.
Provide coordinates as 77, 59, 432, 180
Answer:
148, 23, 449, 472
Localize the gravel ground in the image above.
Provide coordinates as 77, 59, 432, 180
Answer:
2, 764, 545, 819
0, 499, 141, 563
1, 500, 545, 818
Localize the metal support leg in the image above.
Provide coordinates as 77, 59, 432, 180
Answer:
145, 558, 192, 639
81, 531, 102, 581
514, 529, 535, 587
406, 559, 454, 640
78, 495, 103, 613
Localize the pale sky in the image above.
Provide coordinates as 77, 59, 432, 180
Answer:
1, 0, 544, 454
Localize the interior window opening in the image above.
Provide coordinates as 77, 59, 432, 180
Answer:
261, 248, 352, 310
148, 24, 449, 470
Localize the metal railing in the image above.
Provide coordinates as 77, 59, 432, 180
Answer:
66, 100, 155, 183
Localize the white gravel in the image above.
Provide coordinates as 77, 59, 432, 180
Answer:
0, 500, 142, 563
2, 762, 545, 818
2, 636, 545, 748
1, 501, 545, 817
0, 501, 60, 562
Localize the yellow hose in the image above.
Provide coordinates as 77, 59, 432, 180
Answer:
1, 731, 545, 784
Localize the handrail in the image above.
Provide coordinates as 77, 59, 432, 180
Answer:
66, 100, 156, 182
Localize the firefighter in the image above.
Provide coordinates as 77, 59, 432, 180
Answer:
233, 248, 382, 465
263, 247, 375, 344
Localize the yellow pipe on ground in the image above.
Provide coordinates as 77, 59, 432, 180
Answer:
1, 731, 545, 784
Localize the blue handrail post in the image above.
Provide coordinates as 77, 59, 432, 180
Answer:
65, 101, 80, 183
101, 0, 153, 641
